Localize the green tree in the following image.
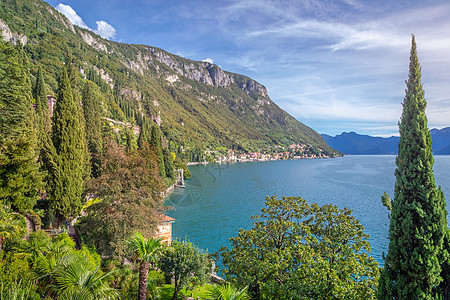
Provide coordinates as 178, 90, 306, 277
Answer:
0, 204, 27, 253
121, 126, 138, 152
82, 81, 103, 178
378, 35, 448, 299
49, 63, 87, 222
207, 284, 250, 300
173, 157, 191, 179
218, 196, 379, 300
163, 148, 175, 180
0, 42, 42, 213
32, 67, 52, 159
29, 233, 117, 299
32, 67, 51, 132
78, 141, 164, 259
159, 239, 211, 300
137, 119, 150, 149
33, 68, 44, 116
128, 232, 162, 300
150, 125, 165, 177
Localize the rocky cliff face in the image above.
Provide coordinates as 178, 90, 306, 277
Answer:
0, 19, 27, 46
147, 47, 268, 99
235, 76, 269, 98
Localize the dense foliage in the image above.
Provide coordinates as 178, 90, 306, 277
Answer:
159, 239, 211, 300
0, 41, 42, 213
78, 141, 165, 259
218, 196, 379, 299
48, 60, 88, 222
378, 35, 449, 299
82, 80, 103, 178
0, 16, 172, 299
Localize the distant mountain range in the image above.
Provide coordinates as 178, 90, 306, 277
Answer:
322, 127, 450, 155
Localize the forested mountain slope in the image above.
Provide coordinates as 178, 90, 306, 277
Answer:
0, 0, 337, 155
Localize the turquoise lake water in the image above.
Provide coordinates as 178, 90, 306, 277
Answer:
164, 155, 450, 266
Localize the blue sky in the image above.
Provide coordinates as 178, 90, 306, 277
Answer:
45, 0, 450, 137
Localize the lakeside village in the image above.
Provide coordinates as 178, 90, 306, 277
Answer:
97, 108, 333, 164
210, 144, 331, 164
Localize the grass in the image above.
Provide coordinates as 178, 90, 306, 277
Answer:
147, 269, 212, 300
158, 283, 212, 299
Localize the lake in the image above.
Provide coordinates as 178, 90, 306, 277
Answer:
164, 155, 450, 266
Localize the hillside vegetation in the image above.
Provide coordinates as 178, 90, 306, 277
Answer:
0, 0, 337, 155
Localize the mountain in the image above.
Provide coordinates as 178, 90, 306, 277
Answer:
322, 132, 399, 155
322, 128, 450, 155
430, 127, 450, 154
0, 0, 337, 155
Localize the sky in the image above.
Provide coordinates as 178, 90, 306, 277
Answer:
44, 0, 450, 137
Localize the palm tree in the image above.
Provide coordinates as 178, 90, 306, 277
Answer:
128, 232, 163, 300
207, 284, 250, 300
51, 254, 118, 300
30, 234, 117, 299
14, 230, 52, 267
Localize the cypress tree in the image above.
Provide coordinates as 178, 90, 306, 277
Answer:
50, 64, 87, 221
82, 81, 103, 178
122, 126, 138, 152
378, 35, 448, 299
33, 67, 52, 152
150, 125, 165, 177
138, 118, 151, 148
0, 42, 42, 212
65, 54, 91, 180
163, 148, 175, 180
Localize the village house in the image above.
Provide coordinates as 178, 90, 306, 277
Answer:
155, 214, 175, 246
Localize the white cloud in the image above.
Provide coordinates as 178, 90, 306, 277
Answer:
94, 21, 116, 39
55, 3, 88, 29
55, 3, 116, 40
202, 58, 214, 64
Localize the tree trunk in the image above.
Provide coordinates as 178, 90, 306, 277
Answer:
171, 289, 178, 300
138, 261, 150, 300
171, 280, 179, 300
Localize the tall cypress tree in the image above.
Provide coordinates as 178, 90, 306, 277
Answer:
0, 42, 42, 212
82, 81, 103, 178
138, 119, 150, 148
163, 148, 175, 180
378, 35, 448, 299
50, 63, 87, 221
33, 67, 52, 154
150, 125, 165, 178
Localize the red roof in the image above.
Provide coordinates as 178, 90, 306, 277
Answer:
160, 214, 175, 222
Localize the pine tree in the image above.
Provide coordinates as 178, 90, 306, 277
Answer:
378, 35, 448, 299
82, 81, 103, 178
0, 42, 42, 212
49, 63, 87, 221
